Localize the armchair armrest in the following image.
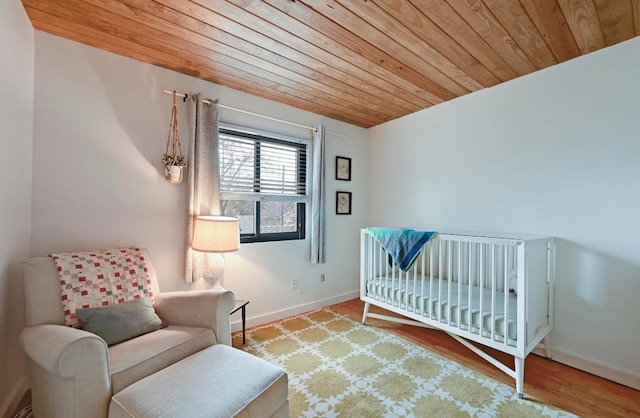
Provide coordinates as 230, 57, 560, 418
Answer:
20, 324, 111, 417
20, 324, 109, 377
155, 289, 235, 345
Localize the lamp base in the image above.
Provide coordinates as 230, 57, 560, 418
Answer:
211, 276, 225, 291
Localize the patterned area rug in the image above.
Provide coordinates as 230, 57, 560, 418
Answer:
237, 308, 576, 417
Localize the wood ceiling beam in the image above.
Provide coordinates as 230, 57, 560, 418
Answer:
443, 0, 534, 79
557, 0, 607, 53
593, 0, 635, 46
483, 0, 558, 70
519, 0, 581, 63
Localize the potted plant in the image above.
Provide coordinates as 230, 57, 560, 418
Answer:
162, 92, 187, 184
162, 154, 187, 184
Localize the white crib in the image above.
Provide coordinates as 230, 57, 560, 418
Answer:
360, 228, 555, 398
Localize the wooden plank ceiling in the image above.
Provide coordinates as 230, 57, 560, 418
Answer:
23, 0, 640, 128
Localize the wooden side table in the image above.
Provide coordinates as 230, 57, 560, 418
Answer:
231, 299, 249, 344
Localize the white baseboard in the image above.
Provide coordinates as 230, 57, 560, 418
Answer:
231, 290, 359, 332
549, 348, 640, 390
0, 374, 28, 418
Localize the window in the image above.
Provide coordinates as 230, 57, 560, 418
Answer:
219, 124, 308, 243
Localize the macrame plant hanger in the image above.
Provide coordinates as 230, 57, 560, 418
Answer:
162, 91, 187, 184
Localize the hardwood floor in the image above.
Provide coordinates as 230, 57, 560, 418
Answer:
235, 298, 640, 418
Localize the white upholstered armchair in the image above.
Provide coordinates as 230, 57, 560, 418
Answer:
19, 248, 235, 418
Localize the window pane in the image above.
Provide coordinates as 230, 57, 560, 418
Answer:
219, 135, 255, 193
259, 201, 298, 233
258, 142, 303, 195
221, 200, 255, 235
220, 129, 307, 198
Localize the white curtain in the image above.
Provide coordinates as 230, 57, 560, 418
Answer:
184, 94, 220, 282
310, 125, 326, 264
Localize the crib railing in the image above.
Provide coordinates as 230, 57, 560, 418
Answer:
361, 229, 554, 354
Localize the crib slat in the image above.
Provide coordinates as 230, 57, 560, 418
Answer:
405, 258, 410, 309
491, 244, 496, 341
468, 242, 473, 334
517, 243, 526, 350
412, 255, 416, 313
407, 260, 411, 310
403, 261, 409, 310
371, 234, 375, 300
399, 258, 404, 309
392, 251, 396, 307
371, 235, 376, 301
457, 240, 462, 332
380, 243, 384, 303
420, 247, 424, 316
504, 245, 509, 347
380, 243, 386, 303
479, 243, 484, 337
447, 240, 452, 326
438, 239, 443, 322
429, 241, 434, 319
404, 258, 407, 308
374, 237, 380, 302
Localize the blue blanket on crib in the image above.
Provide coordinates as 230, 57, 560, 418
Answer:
367, 227, 437, 272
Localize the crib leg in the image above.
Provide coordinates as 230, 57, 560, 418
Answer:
362, 302, 370, 324
515, 357, 525, 399
543, 334, 552, 359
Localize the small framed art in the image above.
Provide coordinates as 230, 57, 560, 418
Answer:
336, 191, 352, 215
336, 156, 351, 181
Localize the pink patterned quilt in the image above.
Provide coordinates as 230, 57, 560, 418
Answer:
52, 247, 154, 328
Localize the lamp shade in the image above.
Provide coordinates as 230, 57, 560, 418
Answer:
192, 216, 240, 253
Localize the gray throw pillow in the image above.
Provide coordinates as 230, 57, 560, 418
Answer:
76, 298, 164, 346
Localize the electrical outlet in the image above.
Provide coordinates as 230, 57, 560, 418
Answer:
291, 279, 297, 290
320, 274, 325, 282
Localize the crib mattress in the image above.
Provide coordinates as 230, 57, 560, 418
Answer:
366, 277, 518, 343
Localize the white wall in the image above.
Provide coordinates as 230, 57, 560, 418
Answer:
31, 32, 369, 330
368, 37, 640, 389
0, 0, 34, 414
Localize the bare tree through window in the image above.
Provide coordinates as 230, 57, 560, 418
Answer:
218, 128, 306, 242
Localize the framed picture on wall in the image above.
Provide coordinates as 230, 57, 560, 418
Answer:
336, 156, 351, 181
336, 191, 352, 215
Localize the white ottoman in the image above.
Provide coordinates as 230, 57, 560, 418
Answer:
109, 344, 288, 418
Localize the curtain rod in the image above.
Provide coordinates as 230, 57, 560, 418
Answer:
163, 90, 315, 131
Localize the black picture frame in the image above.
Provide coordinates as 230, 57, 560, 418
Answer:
336, 191, 352, 215
335, 156, 351, 181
